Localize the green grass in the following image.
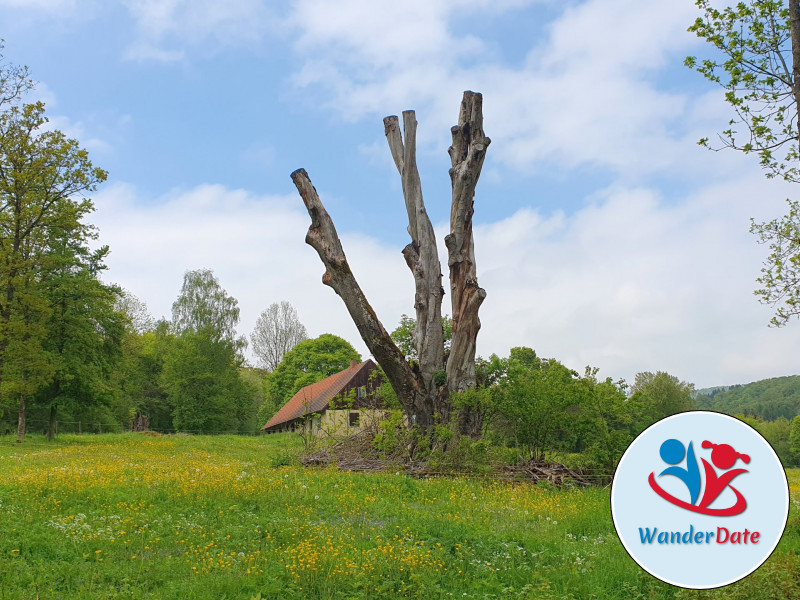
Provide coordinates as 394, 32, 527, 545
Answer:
0, 434, 797, 599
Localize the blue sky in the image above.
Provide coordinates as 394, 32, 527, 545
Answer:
2, 0, 799, 387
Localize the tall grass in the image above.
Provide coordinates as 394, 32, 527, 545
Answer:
0, 434, 796, 599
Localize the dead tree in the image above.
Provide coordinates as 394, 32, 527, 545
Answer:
291, 91, 490, 435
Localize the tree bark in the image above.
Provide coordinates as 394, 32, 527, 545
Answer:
383, 112, 445, 396
16, 394, 25, 443
47, 404, 57, 441
292, 91, 489, 433
790, 0, 800, 169
446, 92, 489, 396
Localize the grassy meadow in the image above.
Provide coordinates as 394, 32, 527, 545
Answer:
0, 434, 797, 600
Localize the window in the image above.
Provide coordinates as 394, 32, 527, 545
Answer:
357, 386, 366, 399
349, 412, 360, 427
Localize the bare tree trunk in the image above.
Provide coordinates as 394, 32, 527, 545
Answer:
446, 92, 490, 437
446, 92, 489, 394
292, 91, 490, 433
384, 111, 446, 413
47, 404, 57, 441
16, 394, 25, 443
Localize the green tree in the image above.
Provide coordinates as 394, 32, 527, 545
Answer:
752, 198, 800, 325
0, 41, 33, 110
259, 333, 360, 425
165, 270, 256, 434
390, 314, 453, 363
35, 237, 125, 440
494, 350, 586, 461
3, 274, 52, 441
237, 368, 268, 434
116, 288, 155, 334
686, 1, 800, 325
686, 0, 800, 181
697, 374, 800, 419
161, 327, 250, 434
790, 415, 800, 462
171, 269, 244, 350
756, 416, 794, 464
114, 321, 174, 432
0, 99, 107, 440
630, 371, 695, 428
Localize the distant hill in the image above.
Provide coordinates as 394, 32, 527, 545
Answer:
694, 375, 800, 421
695, 385, 731, 397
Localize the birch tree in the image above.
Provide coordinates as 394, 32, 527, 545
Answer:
171, 269, 244, 350
250, 301, 308, 371
291, 91, 490, 435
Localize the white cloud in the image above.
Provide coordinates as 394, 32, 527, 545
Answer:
474, 173, 800, 388
45, 115, 113, 155
0, 0, 77, 11
92, 173, 800, 388
123, 42, 185, 63
287, 0, 713, 177
120, 0, 278, 61
90, 181, 414, 362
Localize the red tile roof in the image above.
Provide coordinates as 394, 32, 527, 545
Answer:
262, 360, 376, 430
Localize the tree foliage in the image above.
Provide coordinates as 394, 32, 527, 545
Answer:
495, 352, 585, 461
629, 371, 695, 426
686, 0, 800, 181
687, 1, 800, 326
695, 373, 800, 419
487, 347, 633, 473
390, 314, 453, 364
36, 237, 125, 439
250, 301, 308, 371
0, 55, 107, 439
740, 414, 797, 465
751, 198, 800, 325
790, 415, 800, 461
171, 269, 244, 349
0, 41, 33, 110
114, 322, 173, 432
116, 288, 156, 334
162, 327, 253, 434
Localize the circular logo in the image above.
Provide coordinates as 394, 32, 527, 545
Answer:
610, 411, 789, 589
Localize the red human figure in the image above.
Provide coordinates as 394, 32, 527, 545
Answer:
698, 441, 750, 510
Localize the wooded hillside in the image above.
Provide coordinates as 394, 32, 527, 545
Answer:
696, 375, 800, 421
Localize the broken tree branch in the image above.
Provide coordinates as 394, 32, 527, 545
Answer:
445, 91, 490, 393
291, 168, 421, 412
383, 112, 445, 395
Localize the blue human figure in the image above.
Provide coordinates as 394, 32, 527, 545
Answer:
658, 439, 701, 505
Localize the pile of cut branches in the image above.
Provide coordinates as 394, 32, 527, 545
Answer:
301, 428, 590, 487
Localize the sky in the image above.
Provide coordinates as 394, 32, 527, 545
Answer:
1, 0, 798, 388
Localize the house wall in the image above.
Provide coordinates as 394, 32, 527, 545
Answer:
317, 409, 388, 438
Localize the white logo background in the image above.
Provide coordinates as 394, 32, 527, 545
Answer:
611, 411, 789, 589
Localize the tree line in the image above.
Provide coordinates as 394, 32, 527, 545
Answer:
0, 44, 355, 439
0, 253, 339, 438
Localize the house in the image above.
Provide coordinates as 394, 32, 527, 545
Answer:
261, 359, 386, 435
